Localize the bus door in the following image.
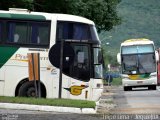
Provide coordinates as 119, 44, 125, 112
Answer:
63, 44, 91, 99
70, 44, 90, 81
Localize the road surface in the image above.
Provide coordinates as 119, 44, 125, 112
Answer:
0, 109, 103, 120
111, 86, 160, 114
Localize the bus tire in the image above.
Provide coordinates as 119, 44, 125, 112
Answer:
148, 85, 156, 90
124, 86, 128, 91
153, 85, 157, 90
124, 86, 132, 91
18, 81, 37, 97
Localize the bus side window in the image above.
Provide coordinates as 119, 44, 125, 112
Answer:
31, 23, 50, 45
8, 23, 15, 42
15, 23, 27, 44
73, 23, 90, 40
14, 33, 19, 42
6, 21, 50, 47
38, 24, 50, 45
31, 23, 39, 44
8, 22, 27, 44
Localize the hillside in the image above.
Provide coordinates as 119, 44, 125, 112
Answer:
99, 0, 160, 65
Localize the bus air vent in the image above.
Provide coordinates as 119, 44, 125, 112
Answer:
9, 8, 29, 13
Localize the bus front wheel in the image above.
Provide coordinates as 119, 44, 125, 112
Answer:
124, 86, 132, 91
148, 85, 157, 90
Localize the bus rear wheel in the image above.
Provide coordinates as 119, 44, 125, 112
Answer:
18, 81, 46, 97
18, 81, 36, 97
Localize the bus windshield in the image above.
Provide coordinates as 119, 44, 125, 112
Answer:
122, 53, 156, 74
122, 44, 154, 54
121, 44, 156, 74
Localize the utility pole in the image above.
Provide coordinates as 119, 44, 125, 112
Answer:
59, 40, 64, 98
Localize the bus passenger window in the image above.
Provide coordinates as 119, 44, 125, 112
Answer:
38, 24, 50, 45
8, 23, 15, 42
73, 23, 90, 40
14, 34, 19, 42
14, 23, 27, 44
37, 36, 40, 44
56, 21, 91, 41
8, 22, 27, 44
31, 23, 50, 46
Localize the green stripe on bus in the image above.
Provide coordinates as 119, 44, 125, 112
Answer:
0, 13, 46, 20
0, 46, 19, 68
140, 73, 150, 78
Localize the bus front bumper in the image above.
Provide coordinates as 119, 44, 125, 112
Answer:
122, 78, 157, 87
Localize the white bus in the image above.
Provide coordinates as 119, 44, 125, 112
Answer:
117, 38, 159, 91
0, 8, 103, 101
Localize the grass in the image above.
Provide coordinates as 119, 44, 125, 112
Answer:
111, 77, 122, 86
0, 96, 96, 108
103, 77, 122, 86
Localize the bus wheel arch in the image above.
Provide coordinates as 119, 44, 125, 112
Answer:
15, 78, 28, 97
16, 79, 46, 98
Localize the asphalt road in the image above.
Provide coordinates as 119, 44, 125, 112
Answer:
0, 109, 104, 120
111, 86, 160, 114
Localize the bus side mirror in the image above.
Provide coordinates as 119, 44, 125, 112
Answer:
155, 51, 159, 62
117, 53, 121, 64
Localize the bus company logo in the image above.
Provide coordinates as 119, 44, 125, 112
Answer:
11, 54, 28, 62
64, 85, 88, 96
11, 54, 48, 62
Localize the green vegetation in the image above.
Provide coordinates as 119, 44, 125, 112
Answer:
103, 77, 122, 86
0, 96, 96, 108
0, 0, 121, 33
112, 78, 122, 86
100, 0, 160, 66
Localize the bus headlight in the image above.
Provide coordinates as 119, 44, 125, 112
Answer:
122, 74, 128, 79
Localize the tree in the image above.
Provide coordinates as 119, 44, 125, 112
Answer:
0, 0, 34, 10
0, 0, 121, 32
66, 0, 121, 32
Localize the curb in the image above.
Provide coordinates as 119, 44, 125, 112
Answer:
0, 103, 96, 114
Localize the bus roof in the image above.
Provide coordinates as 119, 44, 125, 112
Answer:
121, 38, 154, 46
0, 8, 94, 25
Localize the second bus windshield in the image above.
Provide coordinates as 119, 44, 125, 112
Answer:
121, 44, 156, 74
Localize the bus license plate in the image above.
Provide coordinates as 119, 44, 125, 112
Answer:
137, 81, 143, 84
